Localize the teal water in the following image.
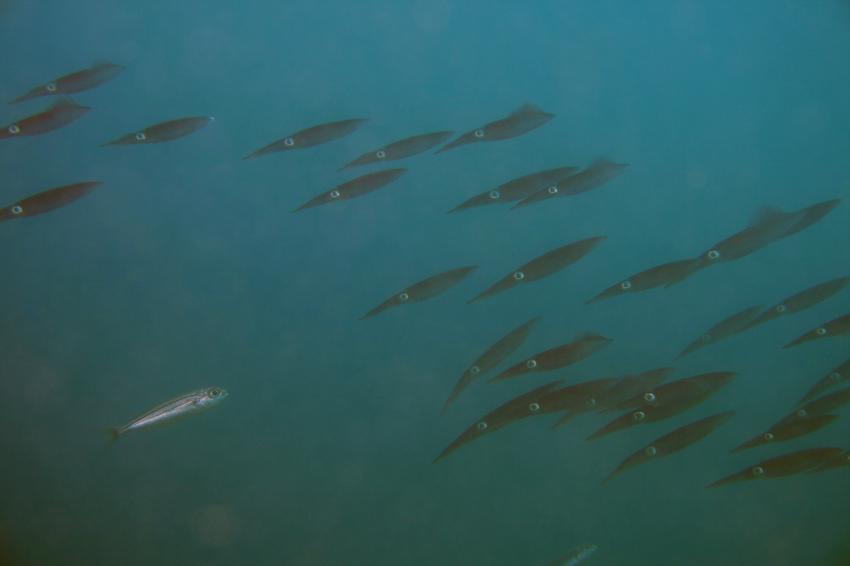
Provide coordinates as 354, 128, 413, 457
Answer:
1, 2, 849, 565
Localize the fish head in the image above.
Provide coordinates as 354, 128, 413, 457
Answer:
200, 386, 229, 407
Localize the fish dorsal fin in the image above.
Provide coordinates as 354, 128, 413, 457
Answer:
751, 206, 786, 226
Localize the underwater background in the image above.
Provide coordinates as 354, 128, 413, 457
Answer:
1, 1, 849, 564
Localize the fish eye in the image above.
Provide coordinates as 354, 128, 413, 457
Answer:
469, 365, 480, 375
700, 334, 712, 343
752, 466, 764, 477
829, 372, 841, 381
620, 280, 632, 290
816, 327, 827, 336
398, 292, 409, 301
8, 124, 20, 135
135, 132, 146, 141
513, 271, 525, 281
473, 128, 485, 138
375, 149, 386, 159
526, 359, 537, 369
209, 388, 221, 398
528, 402, 540, 412
763, 432, 774, 441
45, 82, 57, 92
546, 185, 559, 195
488, 190, 500, 200
632, 410, 646, 421
645, 445, 657, 456
775, 304, 787, 313
10, 205, 23, 215
476, 421, 488, 431
329, 190, 341, 199
797, 409, 807, 418
707, 250, 720, 260
283, 137, 295, 147
643, 392, 656, 403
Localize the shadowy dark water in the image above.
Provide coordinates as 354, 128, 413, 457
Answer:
0, 2, 848, 565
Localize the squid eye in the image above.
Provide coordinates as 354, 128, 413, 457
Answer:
707, 250, 720, 260
645, 446, 657, 456
329, 190, 341, 199
620, 280, 632, 290
763, 432, 774, 441
45, 82, 57, 92
135, 132, 146, 141
488, 190, 500, 200
473, 128, 485, 138
816, 327, 827, 336
643, 392, 656, 402
469, 366, 480, 375
797, 409, 807, 418
283, 137, 295, 147
375, 149, 386, 159
752, 466, 765, 477
8, 124, 20, 134
476, 421, 488, 431
526, 359, 537, 369
10, 205, 23, 215
528, 402, 540, 412
632, 410, 646, 421
398, 292, 409, 301
775, 304, 787, 313
513, 271, 525, 281
829, 372, 841, 381
546, 185, 558, 194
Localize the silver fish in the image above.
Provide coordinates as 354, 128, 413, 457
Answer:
550, 543, 598, 566
107, 386, 228, 440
